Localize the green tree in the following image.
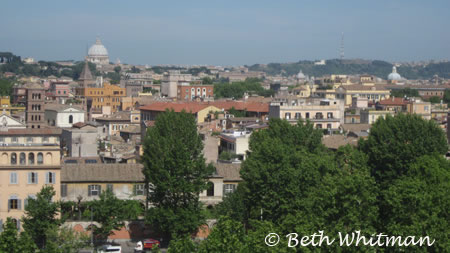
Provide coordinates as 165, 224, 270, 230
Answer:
201, 77, 213, 84
391, 88, 419, 98
22, 185, 60, 249
42, 226, 90, 253
168, 235, 198, 253
427, 96, 441, 103
0, 218, 37, 253
142, 110, 214, 238
198, 217, 245, 253
0, 79, 14, 97
359, 113, 448, 184
379, 155, 450, 251
114, 66, 121, 73
215, 185, 247, 224
240, 118, 328, 224
87, 189, 141, 241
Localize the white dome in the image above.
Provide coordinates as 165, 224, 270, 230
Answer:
388, 66, 402, 81
88, 38, 108, 56
297, 70, 306, 79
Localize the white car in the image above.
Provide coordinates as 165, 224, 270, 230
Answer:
98, 245, 122, 253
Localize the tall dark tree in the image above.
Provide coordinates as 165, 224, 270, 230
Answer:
0, 218, 37, 253
142, 110, 214, 238
359, 113, 447, 184
22, 185, 60, 249
240, 118, 329, 223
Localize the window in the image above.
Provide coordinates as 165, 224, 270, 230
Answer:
43, 137, 49, 143
327, 124, 332, 129
107, 184, 114, 192
27, 137, 33, 143
295, 113, 301, 119
134, 184, 145, 196
327, 112, 333, 119
0, 137, 4, 143
316, 124, 322, 129
206, 182, 214, 196
10, 172, 18, 184
285, 112, 291, 119
28, 153, 35, 165
88, 185, 101, 196
306, 112, 310, 119
28, 172, 38, 184
8, 196, 21, 210
61, 184, 67, 197
46, 172, 56, 184
20, 152, 26, 165
223, 184, 236, 195
69, 115, 73, 124
12, 137, 18, 143
37, 153, 43, 164
315, 112, 323, 119
424, 106, 429, 111
85, 159, 98, 164
11, 153, 17, 165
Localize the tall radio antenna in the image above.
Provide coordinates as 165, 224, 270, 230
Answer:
340, 32, 345, 60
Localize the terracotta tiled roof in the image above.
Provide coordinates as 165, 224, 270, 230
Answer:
341, 124, 371, 133
205, 101, 269, 113
322, 135, 359, 150
378, 97, 407, 106
139, 102, 213, 113
61, 163, 145, 182
0, 128, 62, 136
214, 163, 241, 181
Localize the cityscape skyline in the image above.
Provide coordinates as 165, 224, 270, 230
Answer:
1, 0, 449, 65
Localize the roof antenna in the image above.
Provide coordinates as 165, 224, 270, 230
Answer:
340, 32, 345, 60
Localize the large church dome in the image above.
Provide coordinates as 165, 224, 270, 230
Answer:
388, 66, 402, 81
86, 38, 109, 66
88, 38, 108, 56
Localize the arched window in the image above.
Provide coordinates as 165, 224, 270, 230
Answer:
28, 153, 35, 165
206, 182, 214, 197
37, 153, 43, 165
20, 153, 26, 165
11, 153, 17, 165
69, 115, 73, 124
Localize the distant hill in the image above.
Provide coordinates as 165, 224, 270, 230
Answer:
248, 59, 450, 80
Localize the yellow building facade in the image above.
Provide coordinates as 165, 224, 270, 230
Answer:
76, 83, 126, 112
0, 129, 62, 228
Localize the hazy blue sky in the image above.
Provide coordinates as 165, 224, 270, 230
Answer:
1, 0, 449, 65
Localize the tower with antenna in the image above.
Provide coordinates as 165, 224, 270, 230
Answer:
340, 32, 345, 60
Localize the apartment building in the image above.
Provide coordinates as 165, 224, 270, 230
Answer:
269, 98, 344, 130
0, 128, 62, 229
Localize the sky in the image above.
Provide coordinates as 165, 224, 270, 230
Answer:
1, 0, 449, 66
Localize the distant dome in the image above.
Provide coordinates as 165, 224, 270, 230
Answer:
388, 66, 402, 81
88, 38, 108, 56
297, 70, 306, 79
86, 38, 109, 66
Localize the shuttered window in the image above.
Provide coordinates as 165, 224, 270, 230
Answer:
46, 172, 56, 184
61, 184, 67, 197
28, 172, 38, 184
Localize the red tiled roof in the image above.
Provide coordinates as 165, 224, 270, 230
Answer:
205, 101, 269, 113
0, 128, 62, 136
139, 102, 214, 113
378, 97, 407, 106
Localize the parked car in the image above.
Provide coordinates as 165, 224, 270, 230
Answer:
98, 244, 122, 253
134, 238, 160, 252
